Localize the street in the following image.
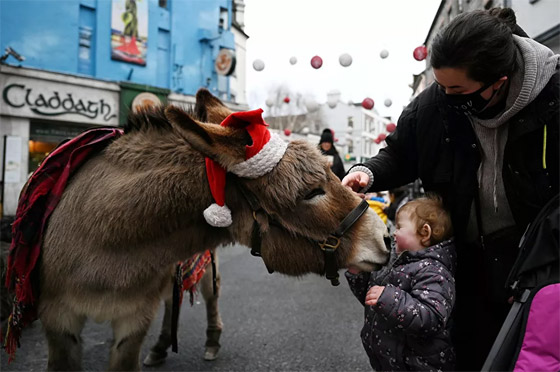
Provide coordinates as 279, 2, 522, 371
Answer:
1, 243, 372, 371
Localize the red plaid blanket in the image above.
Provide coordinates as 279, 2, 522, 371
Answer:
3, 127, 123, 360
179, 250, 212, 305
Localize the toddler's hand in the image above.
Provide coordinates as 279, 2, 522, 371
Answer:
365, 285, 385, 306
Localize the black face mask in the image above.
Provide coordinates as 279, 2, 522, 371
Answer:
444, 81, 498, 115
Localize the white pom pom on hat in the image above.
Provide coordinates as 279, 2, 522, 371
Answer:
203, 109, 287, 227
203, 203, 232, 227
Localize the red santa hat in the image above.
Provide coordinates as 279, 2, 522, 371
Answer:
203, 109, 288, 227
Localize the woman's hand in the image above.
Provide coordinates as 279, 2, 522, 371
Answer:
342, 171, 369, 193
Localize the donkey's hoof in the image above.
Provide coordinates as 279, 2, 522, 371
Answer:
143, 351, 168, 366
204, 346, 220, 361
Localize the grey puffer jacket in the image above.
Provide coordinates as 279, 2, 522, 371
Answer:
346, 239, 456, 371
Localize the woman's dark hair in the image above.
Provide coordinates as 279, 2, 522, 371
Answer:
430, 7, 526, 84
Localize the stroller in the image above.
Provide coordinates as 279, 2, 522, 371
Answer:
482, 194, 559, 371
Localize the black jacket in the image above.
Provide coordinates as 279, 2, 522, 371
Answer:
359, 69, 559, 241
320, 147, 346, 181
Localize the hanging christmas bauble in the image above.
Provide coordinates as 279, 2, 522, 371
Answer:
386, 123, 396, 133
265, 98, 274, 107
339, 53, 352, 67
380, 49, 389, 59
304, 98, 319, 113
384, 98, 392, 107
253, 59, 265, 71
284, 129, 291, 136
301, 127, 310, 134
283, 96, 290, 103
377, 133, 387, 142
374, 138, 381, 144
413, 46, 428, 61
289, 56, 297, 65
311, 55, 323, 69
327, 101, 337, 109
362, 97, 374, 110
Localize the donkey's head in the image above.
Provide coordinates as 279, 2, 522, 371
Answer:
166, 89, 389, 283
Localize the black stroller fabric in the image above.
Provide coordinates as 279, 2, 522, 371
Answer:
482, 194, 559, 371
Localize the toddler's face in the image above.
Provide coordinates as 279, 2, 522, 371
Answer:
394, 214, 424, 254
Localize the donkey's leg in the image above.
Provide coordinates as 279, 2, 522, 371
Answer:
109, 305, 157, 371
41, 306, 86, 371
142, 295, 176, 367
201, 251, 223, 361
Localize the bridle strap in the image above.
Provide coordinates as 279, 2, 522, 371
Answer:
319, 199, 370, 286
333, 199, 370, 238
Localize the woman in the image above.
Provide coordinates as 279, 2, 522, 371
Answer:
342, 8, 559, 371
319, 128, 346, 180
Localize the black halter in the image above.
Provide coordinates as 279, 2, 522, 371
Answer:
236, 180, 370, 286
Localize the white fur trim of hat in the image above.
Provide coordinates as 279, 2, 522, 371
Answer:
229, 134, 288, 178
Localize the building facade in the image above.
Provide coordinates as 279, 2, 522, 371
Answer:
0, 0, 249, 217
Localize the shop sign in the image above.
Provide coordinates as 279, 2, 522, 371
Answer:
215, 48, 236, 76
131, 92, 161, 112
1, 75, 119, 125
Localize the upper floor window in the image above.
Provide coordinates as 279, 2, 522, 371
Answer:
219, 7, 228, 30
159, 0, 167, 9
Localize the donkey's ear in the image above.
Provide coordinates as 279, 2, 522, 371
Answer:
165, 105, 247, 167
195, 88, 233, 123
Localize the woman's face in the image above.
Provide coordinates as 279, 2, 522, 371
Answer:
320, 142, 332, 151
433, 67, 496, 99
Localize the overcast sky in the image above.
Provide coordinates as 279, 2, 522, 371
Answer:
243, 0, 441, 121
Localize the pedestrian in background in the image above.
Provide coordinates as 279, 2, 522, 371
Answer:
346, 196, 456, 371
319, 128, 345, 180
342, 7, 559, 370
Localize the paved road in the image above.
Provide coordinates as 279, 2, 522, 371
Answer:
1, 243, 372, 371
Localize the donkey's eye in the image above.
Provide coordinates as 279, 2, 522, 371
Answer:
304, 188, 325, 200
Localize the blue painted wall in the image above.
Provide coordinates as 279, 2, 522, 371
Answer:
0, 0, 235, 96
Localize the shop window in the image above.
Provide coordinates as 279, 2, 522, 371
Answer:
28, 140, 58, 174
28, 122, 88, 174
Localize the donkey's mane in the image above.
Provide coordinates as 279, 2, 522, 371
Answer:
124, 104, 198, 134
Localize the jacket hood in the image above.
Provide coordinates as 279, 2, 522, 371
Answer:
396, 238, 457, 274
478, 35, 560, 129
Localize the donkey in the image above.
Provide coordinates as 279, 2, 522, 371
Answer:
36, 89, 389, 371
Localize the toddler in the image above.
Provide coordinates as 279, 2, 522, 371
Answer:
346, 195, 456, 371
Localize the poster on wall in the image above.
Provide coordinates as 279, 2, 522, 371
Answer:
4, 136, 22, 184
111, 0, 148, 66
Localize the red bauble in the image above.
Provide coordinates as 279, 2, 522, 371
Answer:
311, 55, 323, 69
362, 97, 374, 110
374, 138, 381, 144
284, 129, 291, 136
386, 123, 396, 133
413, 46, 428, 61
377, 133, 387, 142
283, 97, 290, 103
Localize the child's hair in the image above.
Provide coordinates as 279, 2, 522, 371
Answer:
396, 194, 453, 245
